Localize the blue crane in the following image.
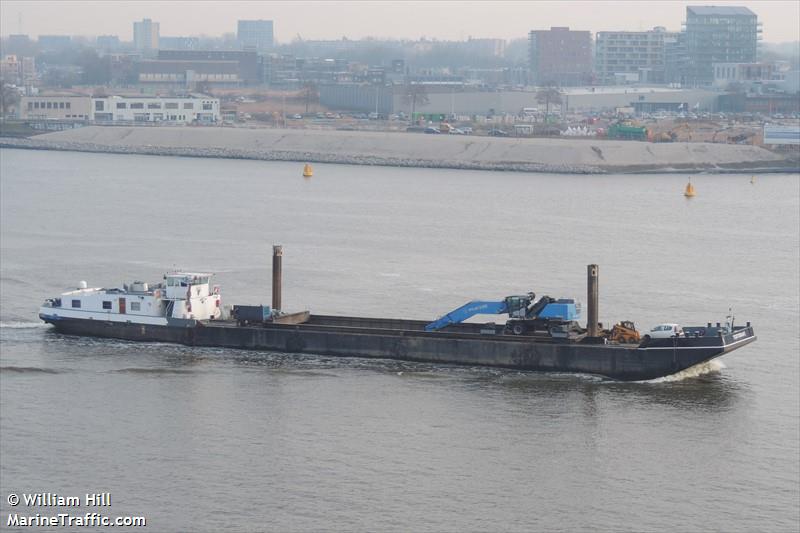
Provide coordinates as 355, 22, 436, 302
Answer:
425, 293, 580, 333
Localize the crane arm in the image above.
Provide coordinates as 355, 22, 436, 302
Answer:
425, 300, 509, 331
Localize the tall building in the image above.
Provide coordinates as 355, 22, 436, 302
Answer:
38, 35, 71, 52
133, 18, 160, 53
1, 54, 37, 85
528, 27, 592, 86
465, 38, 507, 58
684, 6, 760, 86
96, 35, 121, 52
237, 20, 274, 51
6, 35, 33, 55
664, 32, 689, 86
595, 27, 679, 85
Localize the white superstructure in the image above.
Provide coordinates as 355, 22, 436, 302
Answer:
39, 272, 222, 326
92, 96, 220, 124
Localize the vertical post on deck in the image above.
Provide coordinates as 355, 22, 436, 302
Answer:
272, 245, 283, 311
587, 264, 599, 337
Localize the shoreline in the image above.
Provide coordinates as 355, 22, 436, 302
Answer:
2, 126, 797, 174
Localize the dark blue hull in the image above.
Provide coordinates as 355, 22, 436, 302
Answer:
40, 314, 756, 381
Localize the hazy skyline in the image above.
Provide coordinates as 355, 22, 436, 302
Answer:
2, 0, 799, 44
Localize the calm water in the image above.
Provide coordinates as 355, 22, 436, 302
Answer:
1, 148, 798, 532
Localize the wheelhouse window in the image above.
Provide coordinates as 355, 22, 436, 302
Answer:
72, 299, 81, 308
130, 302, 141, 311
102, 301, 112, 310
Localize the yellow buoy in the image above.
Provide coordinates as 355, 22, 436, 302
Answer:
684, 179, 696, 198
302, 163, 313, 177
750, 175, 756, 184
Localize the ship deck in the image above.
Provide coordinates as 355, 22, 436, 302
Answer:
202, 314, 641, 350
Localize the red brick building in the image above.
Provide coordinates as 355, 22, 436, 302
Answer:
528, 27, 593, 87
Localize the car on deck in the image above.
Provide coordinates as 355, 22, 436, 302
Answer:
644, 323, 683, 340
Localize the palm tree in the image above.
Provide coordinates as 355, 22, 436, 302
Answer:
536, 86, 562, 124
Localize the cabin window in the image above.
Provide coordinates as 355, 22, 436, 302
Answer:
102, 301, 112, 310
130, 302, 141, 311
71, 299, 81, 308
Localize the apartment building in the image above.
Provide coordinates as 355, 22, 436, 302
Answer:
133, 18, 160, 53
529, 27, 593, 86
685, 6, 760, 86
595, 27, 679, 84
237, 20, 274, 51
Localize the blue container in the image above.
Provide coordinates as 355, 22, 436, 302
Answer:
233, 305, 272, 323
539, 300, 580, 320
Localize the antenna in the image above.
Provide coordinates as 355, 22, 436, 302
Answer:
18, 12, 23, 33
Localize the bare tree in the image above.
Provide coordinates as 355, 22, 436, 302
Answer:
195, 80, 213, 96
401, 83, 429, 122
725, 81, 746, 94
301, 82, 319, 114
536, 86, 562, 124
0, 82, 21, 117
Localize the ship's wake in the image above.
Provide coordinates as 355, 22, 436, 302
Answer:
645, 359, 726, 383
0, 321, 48, 329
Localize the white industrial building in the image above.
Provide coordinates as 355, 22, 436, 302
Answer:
92, 96, 220, 124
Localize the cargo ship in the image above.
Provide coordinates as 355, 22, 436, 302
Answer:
38, 248, 756, 381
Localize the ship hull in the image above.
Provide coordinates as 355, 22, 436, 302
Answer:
40, 314, 755, 381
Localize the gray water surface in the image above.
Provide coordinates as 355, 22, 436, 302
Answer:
1, 149, 798, 532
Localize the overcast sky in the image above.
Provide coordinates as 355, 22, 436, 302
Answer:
2, 0, 799, 43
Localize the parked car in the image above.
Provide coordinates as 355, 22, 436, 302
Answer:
462, 127, 473, 135
424, 127, 440, 134
488, 129, 509, 137
291, 114, 302, 119
643, 323, 683, 341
